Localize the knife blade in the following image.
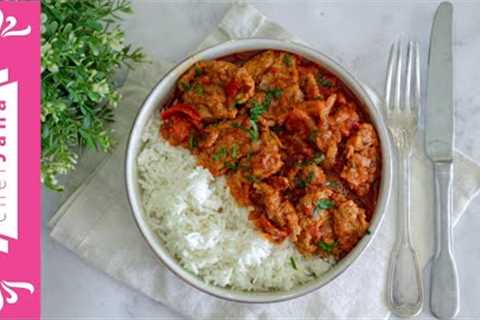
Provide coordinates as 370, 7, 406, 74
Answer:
426, 2, 460, 319
425, 1, 454, 162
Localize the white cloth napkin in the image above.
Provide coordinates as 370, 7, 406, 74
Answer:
49, 4, 480, 319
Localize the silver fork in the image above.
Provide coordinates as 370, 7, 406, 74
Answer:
384, 39, 424, 317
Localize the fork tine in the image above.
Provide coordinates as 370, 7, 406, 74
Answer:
385, 41, 398, 111
413, 41, 421, 111
405, 41, 414, 112
393, 39, 403, 111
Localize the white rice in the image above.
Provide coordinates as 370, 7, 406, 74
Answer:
137, 117, 333, 291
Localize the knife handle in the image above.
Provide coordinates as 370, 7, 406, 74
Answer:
431, 161, 459, 319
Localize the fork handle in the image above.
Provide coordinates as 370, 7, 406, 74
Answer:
396, 148, 414, 244
430, 161, 459, 319
386, 148, 424, 317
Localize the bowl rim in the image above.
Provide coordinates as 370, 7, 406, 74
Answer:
125, 38, 393, 303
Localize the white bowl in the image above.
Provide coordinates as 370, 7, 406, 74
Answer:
125, 39, 392, 303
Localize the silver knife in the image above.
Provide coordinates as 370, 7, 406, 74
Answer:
426, 2, 459, 319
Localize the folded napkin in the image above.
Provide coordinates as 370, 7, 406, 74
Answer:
49, 4, 480, 319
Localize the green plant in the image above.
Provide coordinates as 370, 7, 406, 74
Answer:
41, 0, 144, 190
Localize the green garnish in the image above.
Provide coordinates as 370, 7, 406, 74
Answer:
296, 152, 325, 168
283, 54, 293, 67
318, 240, 337, 253
316, 74, 333, 88
188, 134, 198, 149
316, 199, 335, 210
313, 95, 325, 100
193, 83, 204, 95
225, 161, 238, 171
262, 88, 283, 110
313, 199, 335, 218
231, 144, 238, 159
326, 179, 340, 189
249, 100, 268, 122
267, 88, 283, 99
246, 88, 283, 141
366, 229, 371, 235
179, 81, 192, 91
290, 257, 297, 270
246, 175, 260, 183
296, 171, 314, 188
194, 67, 203, 77
212, 147, 227, 161
312, 152, 325, 165
249, 88, 283, 122
248, 120, 259, 142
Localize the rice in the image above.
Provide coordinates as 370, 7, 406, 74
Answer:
137, 117, 333, 291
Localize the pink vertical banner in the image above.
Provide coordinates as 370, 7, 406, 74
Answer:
0, 1, 40, 319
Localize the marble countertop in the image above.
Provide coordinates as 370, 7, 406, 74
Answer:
42, 1, 480, 318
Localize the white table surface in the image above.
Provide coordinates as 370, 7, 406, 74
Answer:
42, 1, 480, 318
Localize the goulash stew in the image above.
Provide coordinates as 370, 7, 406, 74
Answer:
160, 50, 381, 259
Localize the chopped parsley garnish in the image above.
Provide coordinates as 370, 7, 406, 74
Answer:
267, 88, 283, 99
248, 120, 259, 141
290, 257, 297, 270
188, 134, 198, 149
249, 100, 268, 122
246, 88, 283, 141
366, 229, 372, 235
306, 172, 315, 184
313, 199, 335, 218
249, 88, 283, 122
316, 199, 335, 210
246, 175, 260, 183
326, 179, 340, 189
194, 67, 203, 77
316, 74, 333, 88
312, 152, 325, 165
179, 81, 191, 91
263, 88, 283, 109
295, 152, 325, 167
212, 147, 227, 161
193, 83, 204, 95
318, 240, 337, 253
313, 95, 325, 100
225, 161, 238, 170
296, 171, 314, 188
231, 144, 238, 159
283, 54, 293, 67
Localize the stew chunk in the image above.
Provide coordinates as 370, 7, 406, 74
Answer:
341, 123, 380, 196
